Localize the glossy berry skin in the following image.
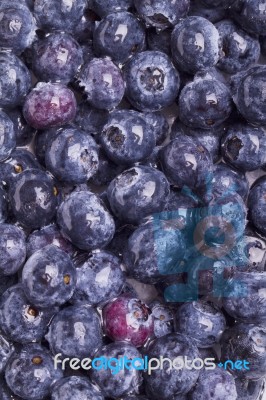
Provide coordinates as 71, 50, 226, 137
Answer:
74, 102, 109, 136
93, 12, 146, 64
0, 110, 16, 162
34, 0, 87, 33
22, 245, 77, 308
26, 223, 76, 258
0, 333, 14, 374
103, 295, 154, 347
221, 123, 266, 172
160, 136, 213, 190
90, 342, 143, 398
57, 191, 115, 251
150, 301, 175, 338
221, 323, 266, 380
144, 333, 200, 399
176, 300, 226, 348
8, 168, 58, 229
189, 369, 237, 400
171, 17, 220, 74
231, 66, 266, 126
0, 1, 36, 54
216, 20, 260, 74
0, 284, 56, 344
232, 0, 266, 35
0, 223, 26, 275
123, 219, 186, 283
147, 28, 172, 56
135, 0, 190, 30
91, 0, 134, 17
78, 58, 125, 110
0, 51, 31, 108
71, 250, 125, 306
23, 82, 77, 130
124, 51, 180, 112
101, 110, 155, 165
223, 272, 266, 323
6, 107, 35, 146
31, 32, 83, 83
5, 343, 63, 400
179, 76, 232, 129
248, 177, 266, 237
45, 127, 99, 184
51, 376, 104, 400
45, 304, 102, 358
107, 165, 170, 224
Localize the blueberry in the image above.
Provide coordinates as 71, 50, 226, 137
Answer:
6, 107, 35, 146
189, 368, 237, 400
57, 190, 115, 251
0, 110, 16, 162
103, 294, 154, 347
0, 51, 31, 109
0, 1, 36, 54
235, 378, 265, 400
144, 333, 200, 399
45, 126, 99, 184
90, 148, 125, 186
5, 343, 63, 399
73, 9, 98, 43
23, 82, 77, 130
0, 223, 26, 275
0, 334, 14, 374
8, 168, 59, 229
232, 0, 266, 35
178, 75, 232, 129
221, 323, 266, 380
107, 223, 136, 258
248, 176, 266, 236
101, 110, 156, 165
176, 300, 226, 348
124, 51, 180, 112
93, 12, 146, 64
71, 250, 125, 305
51, 376, 104, 400
34, 0, 87, 33
189, 1, 226, 23
90, 341, 143, 398
150, 300, 175, 338
91, 0, 134, 17
74, 101, 109, 136
147, 28, 172, 56
231, 66, 266, 126
216, 19, 260, 74
144, 112, 169, 145
79, 57, 125, 111
45, 304, 102, 358
107, 165, 170, 224
26, 223, 76, 258
31, 32, 83, 83
34, 128, 58, 166
171, 17, 220, 74
159, 136, 213, 191
123, 218, 186, 283
135, 0, 190, 30
0, 284, 56, 344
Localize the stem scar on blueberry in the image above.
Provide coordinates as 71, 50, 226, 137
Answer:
53, 186, 58, 196
64, 274, 71, 285
32, 356, 43, 365
14, 164, 23, 173
27, 306, 39, 318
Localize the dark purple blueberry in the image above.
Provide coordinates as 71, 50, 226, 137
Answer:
103, 294, 154, 347
51, 376, 104, 400
0, 1, 36, 54
0, 274, 17, 297
150, 300, 175, 338
175, 300, 226, 348
57, 190, 115, 251
248, 176, 266, 237
171, 16, 220, 74
90, 341, 143, 398
232, 0, 266, 35
147, 28, 172, 56
124, 51, 180, 112
34, 0, 88, 33
178, 76, 233, 129
189, 369, 237, 400
216, 19, 260, 74
91, 0, 134, 17
0, 284, 57, 344
8, 168, 59, 229
31, 32, 83, 83
73, 8, 99, 43
135, 0, 190, 29
45, 304, 102, 359
26, 224, 76, 258
0, 51, 31, 108
144, 333, 200, 399
0, 110, 16, 162
93, 12, 146, 64
0, 223, 26, 275
74, 101, 109, 136
78, 57, 125, 110
22, 245, 77, 308
107, 165, 170, 224
5, 343, 63, 400
23, 82, 77, 130
34, 128, 58, 166
6, 107, 35, 146
101, 110, 155, 165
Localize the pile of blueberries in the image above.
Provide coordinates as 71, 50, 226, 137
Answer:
0, 0, 266, 399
